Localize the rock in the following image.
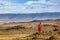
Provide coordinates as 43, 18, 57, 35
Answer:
48, 36, 57, 40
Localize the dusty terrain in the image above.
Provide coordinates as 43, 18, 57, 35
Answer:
0, 20, 60, 40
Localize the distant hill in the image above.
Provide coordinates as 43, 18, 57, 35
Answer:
32, 19, 60, 22
0, 12, 60, 23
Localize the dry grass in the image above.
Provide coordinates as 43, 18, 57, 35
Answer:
0, 21, 60, 40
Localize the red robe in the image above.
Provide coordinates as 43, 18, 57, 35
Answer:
38, 23, 42, 32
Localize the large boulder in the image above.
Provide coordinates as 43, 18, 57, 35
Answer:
48, 35, 57, 40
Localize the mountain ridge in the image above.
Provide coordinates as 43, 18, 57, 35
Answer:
0, 12, 59, 23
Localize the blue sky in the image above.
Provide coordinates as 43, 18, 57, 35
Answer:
6, 0, 39, 3
0, 0, 60, 13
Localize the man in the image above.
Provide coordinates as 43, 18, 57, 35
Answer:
38, 22, 42, 34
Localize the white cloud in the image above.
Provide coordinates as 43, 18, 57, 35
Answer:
24, 0, 60, 12
0, 0, 60, 13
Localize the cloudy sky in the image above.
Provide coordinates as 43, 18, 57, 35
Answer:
0, 0, 60, 13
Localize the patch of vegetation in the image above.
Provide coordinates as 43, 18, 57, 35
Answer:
5, 25, 25, 31
46, 35, 58, 40
58, 32, 60, 34
53, 29, 58, 32
53, 25, 58, 28
43, 24, 51, 27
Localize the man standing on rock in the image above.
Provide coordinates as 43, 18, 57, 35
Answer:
38, 22, 43, 34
